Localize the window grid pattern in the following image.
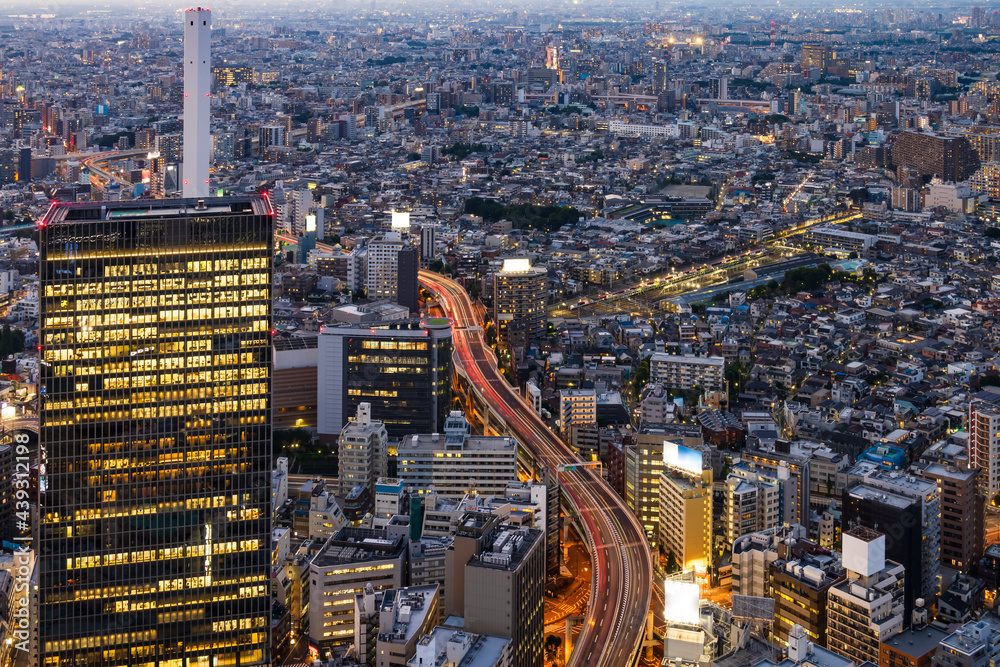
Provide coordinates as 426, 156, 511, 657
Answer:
39, 211, 273, 667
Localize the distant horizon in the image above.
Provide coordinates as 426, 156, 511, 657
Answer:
0, 0, 994, 19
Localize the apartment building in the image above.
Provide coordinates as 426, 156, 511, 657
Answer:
648, 354, 725, 391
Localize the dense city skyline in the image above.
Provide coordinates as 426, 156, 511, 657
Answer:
2, 1, 1000, 666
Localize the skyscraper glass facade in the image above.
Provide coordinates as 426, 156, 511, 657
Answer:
38, 196, 273, 667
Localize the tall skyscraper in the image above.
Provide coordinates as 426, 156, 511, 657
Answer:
183, 7, 211, 197
842, 469, 940, 624
38, 195, 274, 667
493, 258, 547, 352
920, 463, 983, 574
652, 59, 668, 94
973, 5, 985, 28
800, 43, 830, 74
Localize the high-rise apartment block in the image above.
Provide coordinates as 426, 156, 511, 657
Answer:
38, 196, 274, 667
970, 396, 1000, 498
212, 132, 236, 165
337, 402, 388, 499
724, 466, 787, 547
155, 133, 182, 163
313, 246, 367, 293
258, 124, 286, 151
367, 230, 405, 301
843, 462, 940, 622
212, 66, 253, 88
420, 224, 437, 264
741, 443, 811, 528
558, 388, 596, 434
625, 426, 703, 538
493, 258, 547, 351
769, 542, 844, 646
890, 130, 981, 182
919, 462, 983, 574
827, 526, 905, 665
731, 524, 808, 598
316, 318, 453, 441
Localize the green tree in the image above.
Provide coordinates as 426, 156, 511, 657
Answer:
0, 325, 24, 358
725, 361, 745, 392
665, 551, 680, 573
979, 374, 1000, 388
985, 227, 1000, 238
443, 142, 488, 160
633, 359, 650, 399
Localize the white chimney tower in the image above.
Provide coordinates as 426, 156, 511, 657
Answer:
183, 7, 211, 198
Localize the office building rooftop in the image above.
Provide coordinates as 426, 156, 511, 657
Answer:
312, 527, 406, 567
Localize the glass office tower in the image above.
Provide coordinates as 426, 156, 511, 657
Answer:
37, 196, 273, 667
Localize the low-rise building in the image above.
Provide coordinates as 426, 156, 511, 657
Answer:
648, 354, 725, 392
930, 617, 1000, 667
398, 412, 518, 498
354, 584, 440, 667
309, 527, 407, 657
408, 627, 512, 667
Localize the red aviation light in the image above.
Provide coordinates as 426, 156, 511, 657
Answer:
261, 191, 276, 215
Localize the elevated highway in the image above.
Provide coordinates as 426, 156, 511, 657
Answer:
420, 270, 653, 667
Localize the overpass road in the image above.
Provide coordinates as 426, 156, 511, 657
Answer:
419, 270, 653, 667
